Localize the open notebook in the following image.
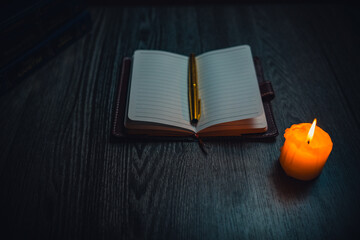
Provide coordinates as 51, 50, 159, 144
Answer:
124, 45, 267, 137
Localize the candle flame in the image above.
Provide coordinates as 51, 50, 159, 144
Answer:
307, 118, 317, 144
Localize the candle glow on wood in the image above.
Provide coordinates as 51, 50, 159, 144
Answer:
279, 119, 333, 181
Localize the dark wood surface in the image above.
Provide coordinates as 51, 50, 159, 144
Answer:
1, 4, 360, 239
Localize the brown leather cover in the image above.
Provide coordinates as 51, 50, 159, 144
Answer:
111, 56, 278, 141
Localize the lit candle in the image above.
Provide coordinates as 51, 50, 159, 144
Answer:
279, 119, 333, 181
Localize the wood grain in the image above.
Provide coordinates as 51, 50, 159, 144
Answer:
0, 4, 359, 240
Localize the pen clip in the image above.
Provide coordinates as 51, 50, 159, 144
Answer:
197, 99, 201, 120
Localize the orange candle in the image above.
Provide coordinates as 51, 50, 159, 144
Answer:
279, 119, 333, 180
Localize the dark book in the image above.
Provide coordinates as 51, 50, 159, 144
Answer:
0, 0, 85, 68
0, 10, 91, 95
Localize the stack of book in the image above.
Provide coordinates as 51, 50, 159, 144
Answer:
0, 0, 92, 94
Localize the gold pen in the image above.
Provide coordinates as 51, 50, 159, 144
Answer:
188, 53, 201, 125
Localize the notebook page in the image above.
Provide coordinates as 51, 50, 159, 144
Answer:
195, 45, 264, 132
127, 50, 195, 132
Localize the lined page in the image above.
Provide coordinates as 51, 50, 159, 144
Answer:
195, 45, 264, 132
127, 50, 195, 132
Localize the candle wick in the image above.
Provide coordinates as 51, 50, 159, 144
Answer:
307, 140, 310, 144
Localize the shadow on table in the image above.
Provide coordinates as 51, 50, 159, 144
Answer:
270, 160, 316, 201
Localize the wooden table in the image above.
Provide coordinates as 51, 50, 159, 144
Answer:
1, 4, 360, 239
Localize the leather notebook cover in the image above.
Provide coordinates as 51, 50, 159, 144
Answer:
111, 57, 278, 141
